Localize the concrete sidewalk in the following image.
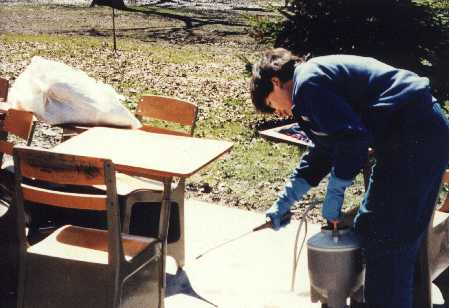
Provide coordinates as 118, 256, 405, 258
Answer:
2, 198, 445, 307
165, 199, 322, 308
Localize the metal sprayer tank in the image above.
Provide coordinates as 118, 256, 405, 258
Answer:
307, 226, 365, 308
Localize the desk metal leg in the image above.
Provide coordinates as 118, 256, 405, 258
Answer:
158, 177, 172, 308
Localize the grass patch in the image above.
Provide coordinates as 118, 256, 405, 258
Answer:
1, 30, 312, 214
190, 137, 301, 209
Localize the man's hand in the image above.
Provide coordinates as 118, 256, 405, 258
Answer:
266, 204, 287, 230
266, 207, 292, 230
267, 176, 311, 230
322, 169, 353, 221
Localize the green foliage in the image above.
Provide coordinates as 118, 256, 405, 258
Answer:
246, 13, 284, 43
418, 0, 449, 9
443, 100, 449, 115
270, 0, 449, 100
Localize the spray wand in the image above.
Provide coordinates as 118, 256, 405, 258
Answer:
195, 212, 293, 260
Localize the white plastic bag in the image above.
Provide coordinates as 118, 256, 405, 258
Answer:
8, 56, 141, 128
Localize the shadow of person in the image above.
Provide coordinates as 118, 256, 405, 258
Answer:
166, 268, 218, 307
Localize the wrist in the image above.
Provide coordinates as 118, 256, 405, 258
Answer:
267, 199, 291, 216
328, 168, 353, 190
277, 176, 311, 206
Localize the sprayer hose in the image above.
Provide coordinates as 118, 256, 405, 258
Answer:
290, 202, 319, 292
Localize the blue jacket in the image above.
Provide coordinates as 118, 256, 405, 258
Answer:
291, 55, 433, 184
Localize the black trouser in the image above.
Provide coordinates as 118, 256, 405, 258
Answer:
355, 102, 449, 308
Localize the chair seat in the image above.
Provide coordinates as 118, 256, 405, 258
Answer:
95, 172, 176, 196
28, 225, 160, 264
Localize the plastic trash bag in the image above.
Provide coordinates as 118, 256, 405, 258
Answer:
8, 56, 141, 128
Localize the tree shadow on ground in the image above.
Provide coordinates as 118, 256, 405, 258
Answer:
122, 5, 247, 29
56, 26, 248, 45
54, 3, 252, 44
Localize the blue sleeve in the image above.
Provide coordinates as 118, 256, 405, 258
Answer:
268, 141, 332, 222
268, 175, 311, 222
295, 146, 333, 186
302, 82, 369, 180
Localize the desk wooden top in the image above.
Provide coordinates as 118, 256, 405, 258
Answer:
52, 127, 233, 178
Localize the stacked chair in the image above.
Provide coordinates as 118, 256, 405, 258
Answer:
0, 109, 35, 301
13, 146, 168, 308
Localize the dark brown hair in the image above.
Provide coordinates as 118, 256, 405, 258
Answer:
250, 48, 302, 113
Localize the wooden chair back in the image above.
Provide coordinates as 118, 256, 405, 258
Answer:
0, 78, 9, 102
136, 95, 198, 137
0, 109, 35, 156
13, 146, 123, 264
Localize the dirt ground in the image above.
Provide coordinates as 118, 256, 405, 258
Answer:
0, 0, 274, 45
0, 0, 262, 146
